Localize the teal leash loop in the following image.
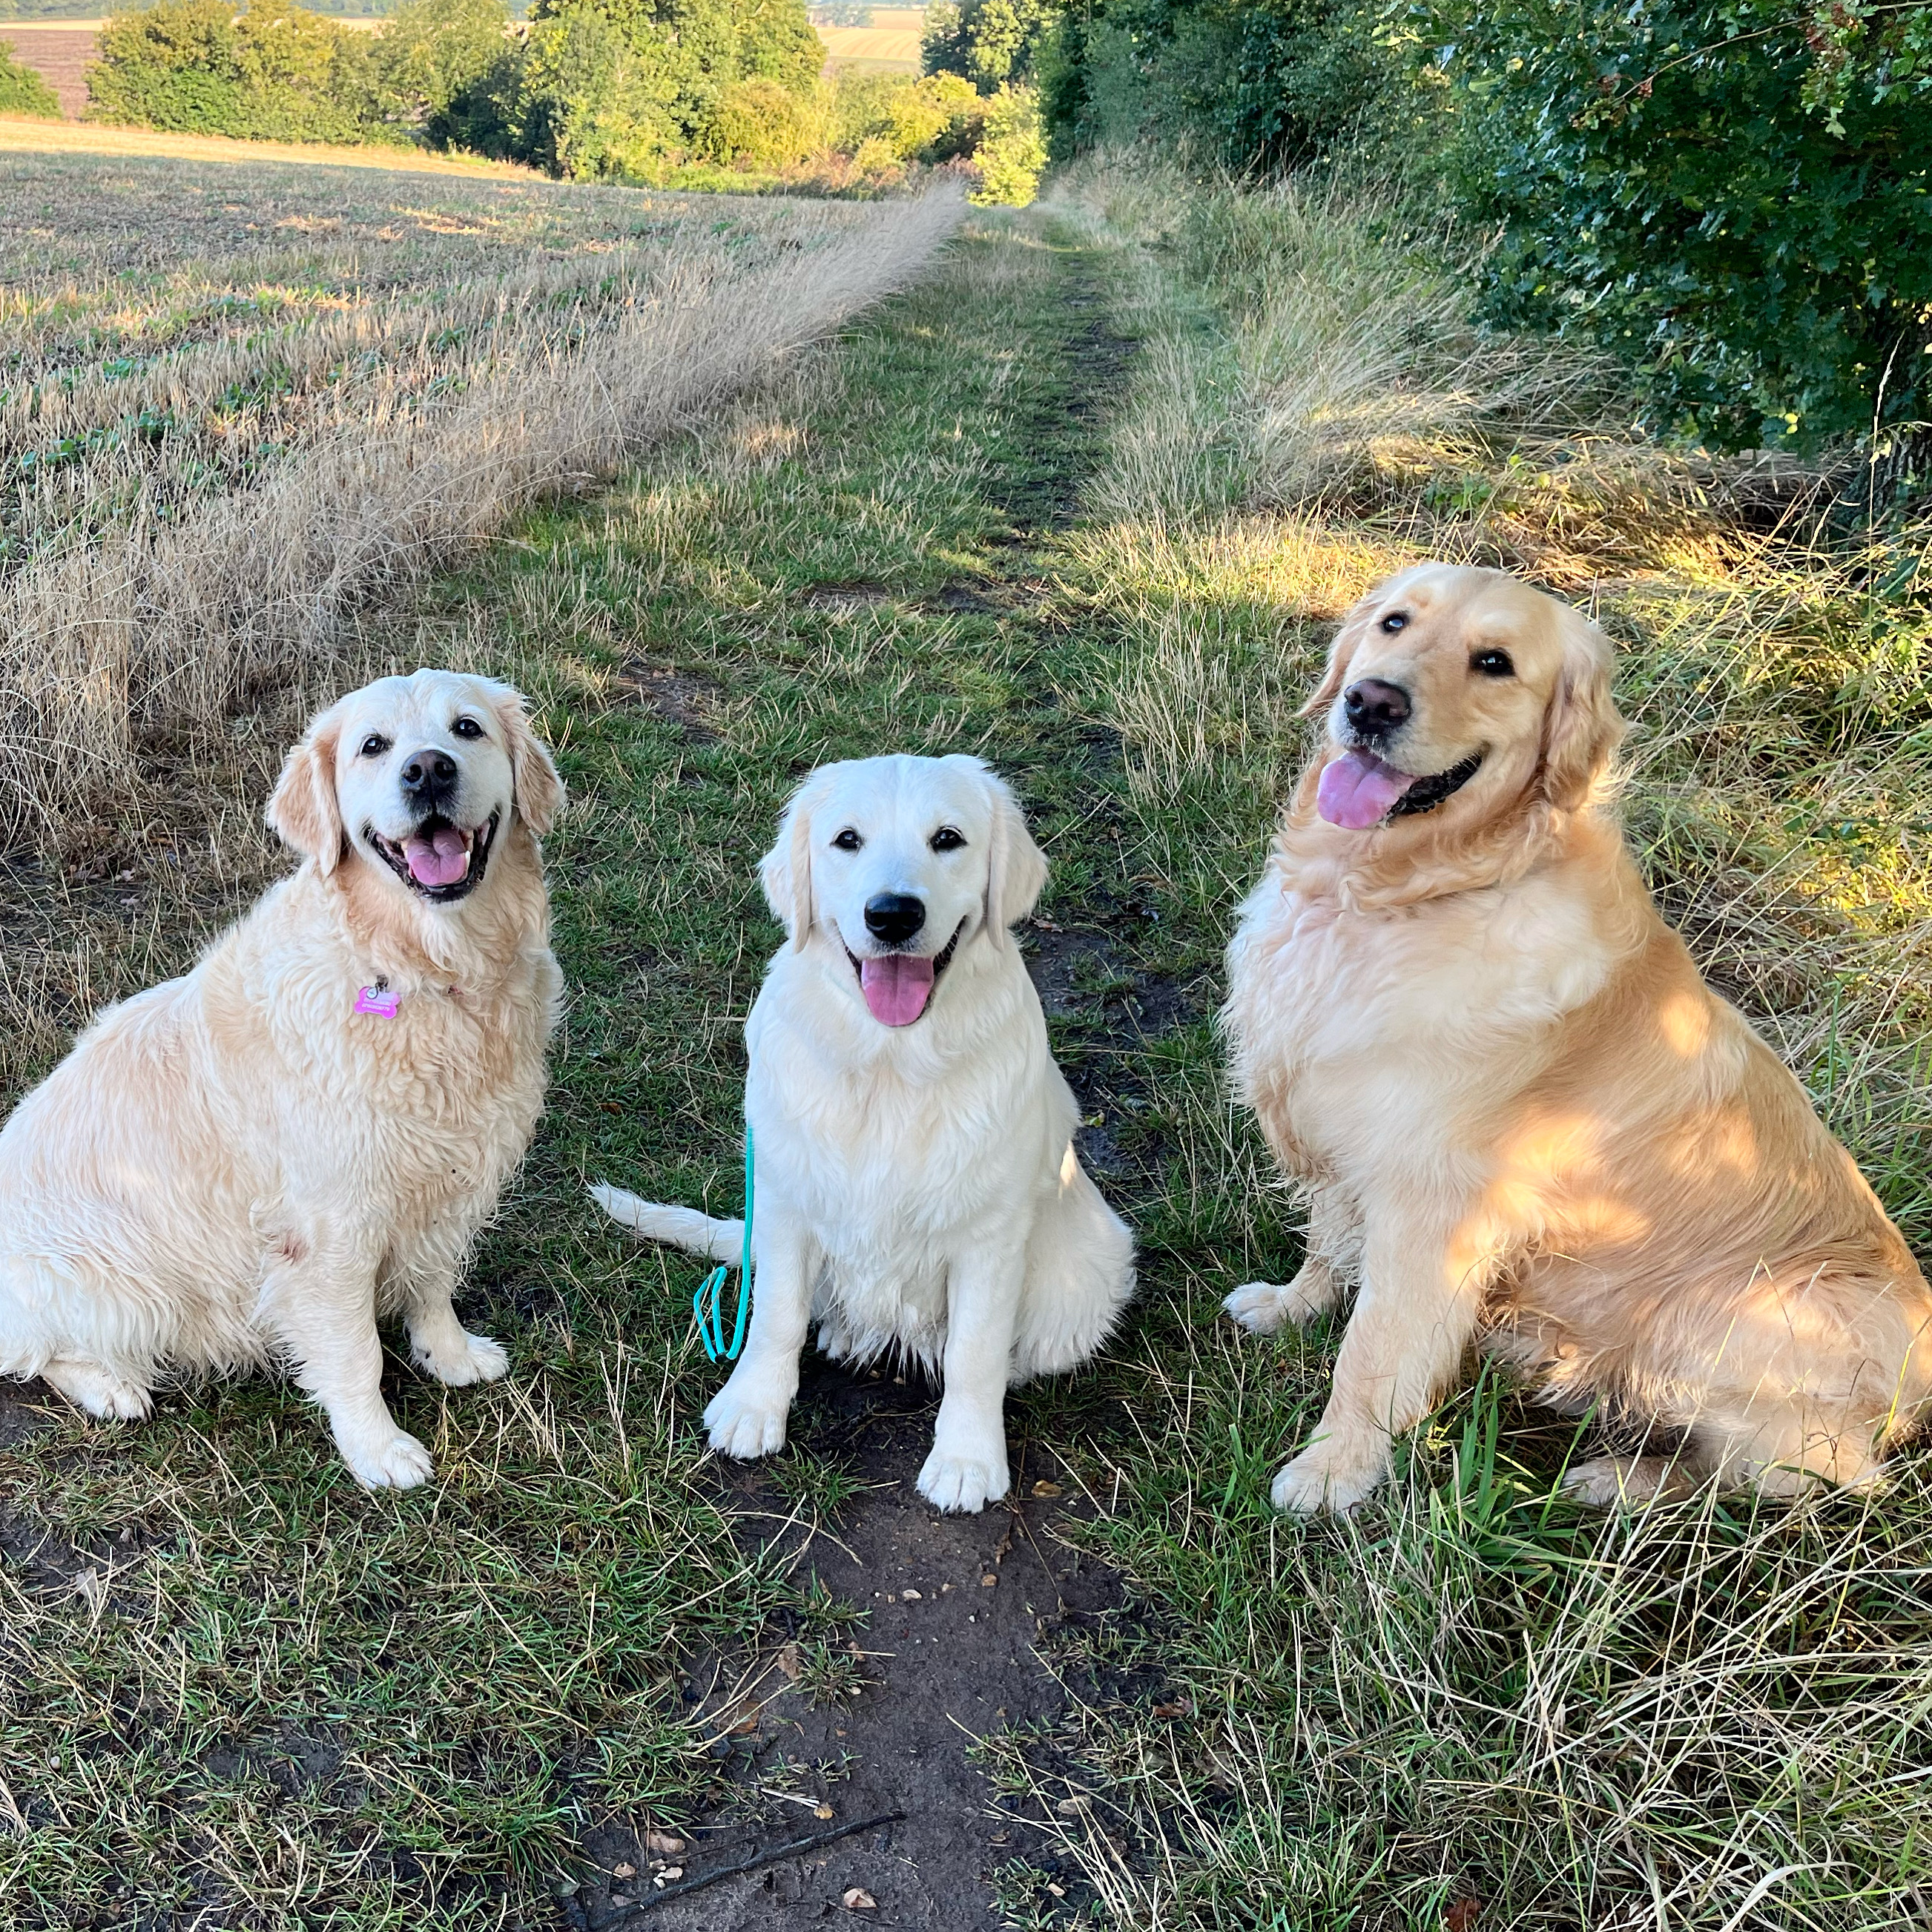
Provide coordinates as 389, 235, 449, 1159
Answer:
693, 1128, 753, 1362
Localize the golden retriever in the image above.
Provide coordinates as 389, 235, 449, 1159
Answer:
593, 754, 1134, 1512
1222, 564, 1932, 1511
0, 670, 563, 1488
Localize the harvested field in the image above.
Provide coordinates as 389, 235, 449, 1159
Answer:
819, 23, 923, 68
0, 148, 962, 863
0, 110, 533, 172
0, 25, 95, 119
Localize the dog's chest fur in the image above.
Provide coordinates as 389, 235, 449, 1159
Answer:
746, 953, 1064, 1368
1224, 856, 1611, 1174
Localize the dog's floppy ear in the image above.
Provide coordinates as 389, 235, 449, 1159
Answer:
484, 680, 564, 835
268, 702, 347, 875
978, 763, 1048, 949
1538, 607, 1625, 811
760, 768, 830, 949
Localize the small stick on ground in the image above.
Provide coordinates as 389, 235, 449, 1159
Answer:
613, 1810, 909, 1919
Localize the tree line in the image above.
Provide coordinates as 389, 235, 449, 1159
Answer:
932, 0, 1931, 468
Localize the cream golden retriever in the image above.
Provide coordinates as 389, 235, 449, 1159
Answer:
0, 670, 563, 1488
1223, 564, 1931, 1512
594, 753, 1134, 1513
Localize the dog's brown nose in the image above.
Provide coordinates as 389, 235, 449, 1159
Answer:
1343, 679, 1411, 738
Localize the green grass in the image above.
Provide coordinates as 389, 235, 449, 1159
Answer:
1, 171, 1930, 1930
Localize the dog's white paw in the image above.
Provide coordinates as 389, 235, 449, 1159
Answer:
415, 1330, 510, 1388
343, 1429, 436, 1491
917, 1446, 1010, 1514
43, 1359, 154, 1422
1224, 1263, 1336, 1336
1269, 1434, 1385, 1516
705, 1377, 790, 1460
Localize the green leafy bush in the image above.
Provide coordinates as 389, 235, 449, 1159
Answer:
364, 0, 515, 146
922, 0, 1055, 90
705, 73, 816, 168
488, 4, 681, 177
495, 0, 821, 177
0, 43, 62, 117
86, 0, 390, 143
967, 81, 1044, 202
1421, 0, 1932, 450
828, 67, 980, 160
1037, 0, 1400, 166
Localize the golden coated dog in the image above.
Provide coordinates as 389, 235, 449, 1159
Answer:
0, 670, 563, 1488
1223, 563, 1931, 1512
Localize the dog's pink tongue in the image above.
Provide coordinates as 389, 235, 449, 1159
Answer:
1316, 750, 1418, 829
860, 953, 935, 1026
403, 825, 469, 887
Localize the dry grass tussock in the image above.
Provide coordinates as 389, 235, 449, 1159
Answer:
0, 154, 963, 845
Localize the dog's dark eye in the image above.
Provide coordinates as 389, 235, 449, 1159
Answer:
831, 828, 862, 851
1380, 612, 1408, 633
930, 826, 966, 852
452, 716, 484, 739
1471, 649, 1515, 679
359, 734, 390, 758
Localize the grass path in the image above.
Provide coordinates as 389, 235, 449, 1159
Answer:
3, 203, 1929, 1932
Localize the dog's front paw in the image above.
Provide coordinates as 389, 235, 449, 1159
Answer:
343, 1429, 436, 1491
1225, 1261, 1336, 1335
1563, 1454, 1687, 1509
705, 1376, 790, 1460
1269, 1433, 1386, 1516
415, 1330, 510, 1388
917, 1445, 1010, 1514
43, 1359, 154, 1422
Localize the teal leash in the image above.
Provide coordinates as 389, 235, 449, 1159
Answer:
693, 1129, 753, 1362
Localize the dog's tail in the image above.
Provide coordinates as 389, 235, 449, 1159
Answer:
589, 1184, 743, 1262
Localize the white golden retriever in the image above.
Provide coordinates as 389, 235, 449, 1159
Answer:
0, 670, 564, 1488
594, 753, 1134, 1512
1224, 564, 1931, 1514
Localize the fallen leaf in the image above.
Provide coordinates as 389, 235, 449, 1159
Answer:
841, 1887, 877, 1910
729, 1710, 761, 1735
815, 1804, 834, 1819
980, 1573, 998, 1587
1152, 1699, 1191, 1720
777, 1642, 802, 1681
611, 1862, 636, 1879
644, 1828, 686, 1856
1445, 1899, 1481, 1932
900, 1587, 922, 1600
1055, 1796, 1091, 1816
1029, 1479, 1064, 1497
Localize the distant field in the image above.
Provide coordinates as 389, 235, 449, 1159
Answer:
0, 22, 96, 116
817, 5, 924, 68
819, 24, 922, 67
0, 111, 532, 171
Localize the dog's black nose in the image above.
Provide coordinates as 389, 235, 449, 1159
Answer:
1342, 679, 1411, 738
864, 893, 926, 946
400, 748, 459, 799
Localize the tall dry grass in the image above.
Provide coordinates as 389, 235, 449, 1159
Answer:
0, 171, 963, 844
983, 154, 1932, 1930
